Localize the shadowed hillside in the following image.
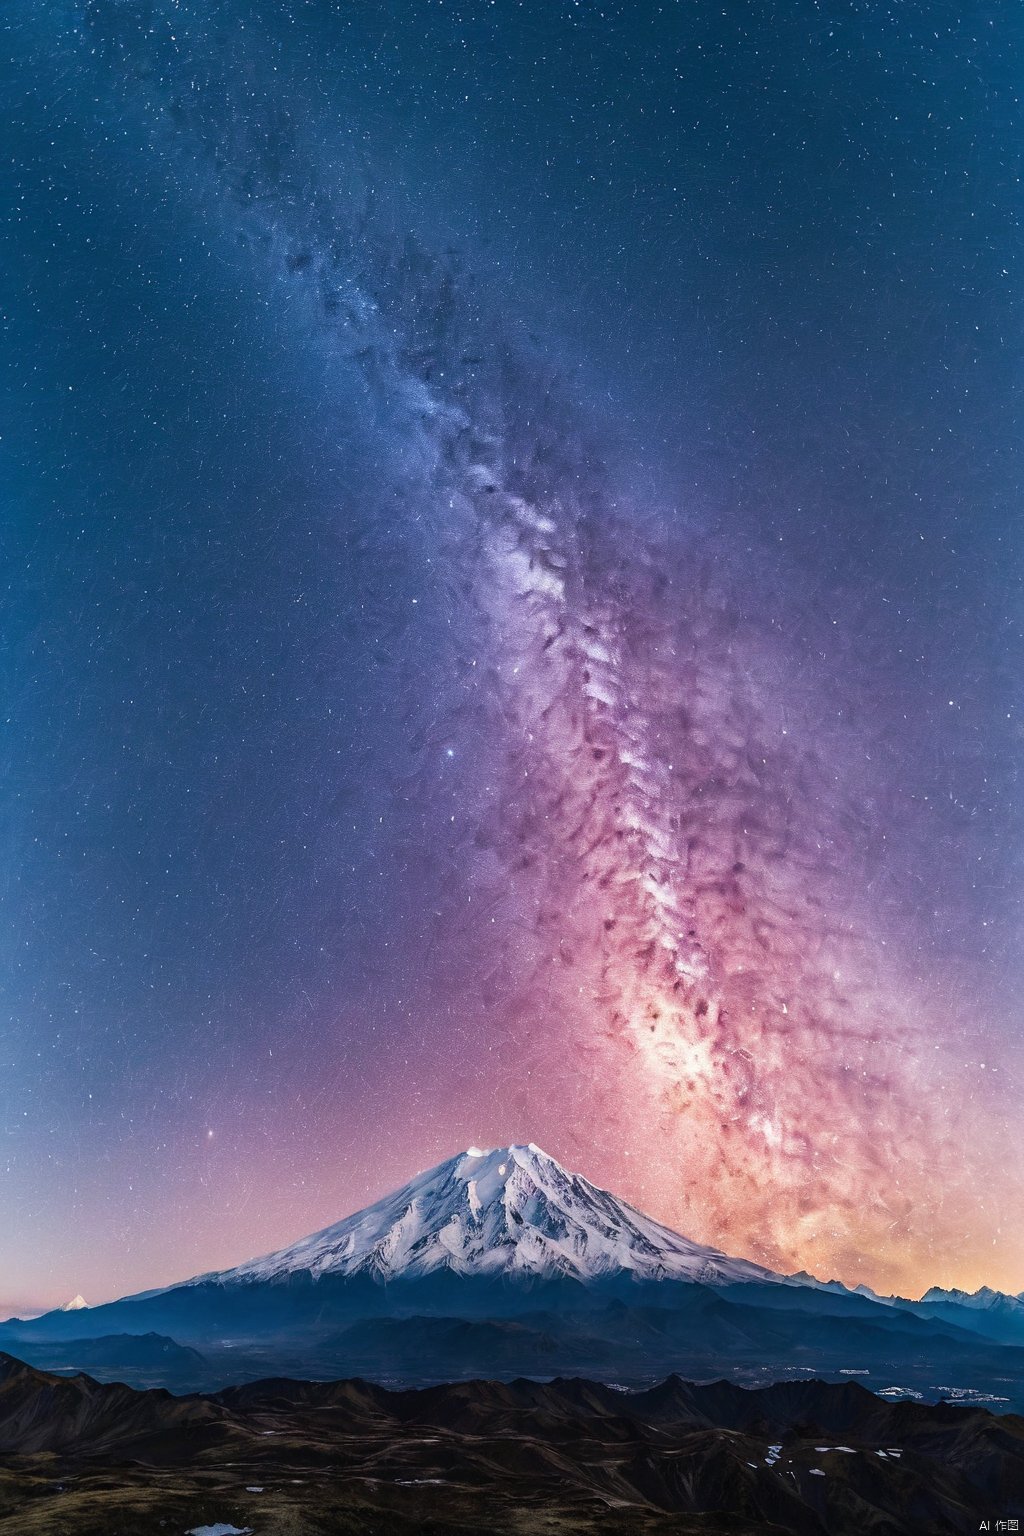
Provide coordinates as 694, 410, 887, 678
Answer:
0, 1352, 1021, 1534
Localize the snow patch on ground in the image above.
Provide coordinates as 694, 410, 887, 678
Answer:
186, 1525, 253, 1536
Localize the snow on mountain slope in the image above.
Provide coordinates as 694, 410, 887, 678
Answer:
195, 1144, 782, 1289
58, 1295, 88, 1312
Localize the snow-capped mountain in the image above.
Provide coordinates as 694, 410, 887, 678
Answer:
913, 1284, 1024, 1336
920, 1284, 1024, 1316
197, 1143, 781, 1289
58, 1295, 88, 1312
4, 1144, 1021, 1402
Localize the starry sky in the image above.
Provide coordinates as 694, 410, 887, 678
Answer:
1, 0, 1021, 1314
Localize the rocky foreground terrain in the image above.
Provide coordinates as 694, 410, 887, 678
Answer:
0, 1352, 1022, 1534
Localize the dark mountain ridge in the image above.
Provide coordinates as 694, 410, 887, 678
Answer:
0, 1351, 1021, 1535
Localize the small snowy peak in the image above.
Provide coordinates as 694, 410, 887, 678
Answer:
779, 1270, 852, 1296
780, 1269, 892, 1300
206, 1143, 783, 1289
778, 1273, 895, 1305
59, 1294, 89, 1312
853, 1283, 894, 1304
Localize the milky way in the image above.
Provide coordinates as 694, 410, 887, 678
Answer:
2, 0, 1020, 1308
109, 6, 978, 1291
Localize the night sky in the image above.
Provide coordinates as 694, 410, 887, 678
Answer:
1, 0, 1021, 1314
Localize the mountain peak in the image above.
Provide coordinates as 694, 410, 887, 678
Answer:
202, 1144, 779, 1290
58, 1294, 89, 1312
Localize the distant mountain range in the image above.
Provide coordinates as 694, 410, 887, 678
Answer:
2, 1145, 1022, 1409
